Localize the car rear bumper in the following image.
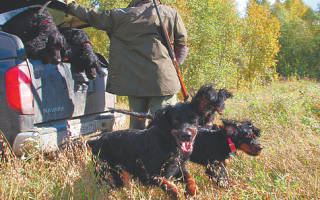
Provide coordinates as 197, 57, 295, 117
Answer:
12, 112, 127, 156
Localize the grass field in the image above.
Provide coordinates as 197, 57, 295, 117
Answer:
1, 79, 319, 200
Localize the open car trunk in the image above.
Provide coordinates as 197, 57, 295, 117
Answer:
0, 0, 112, 123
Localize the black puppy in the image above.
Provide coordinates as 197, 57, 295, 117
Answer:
190, 119, 263, 187
59, 27, 107, 85
2, 2, 66, 64
191, 84, 233, 127
88, 102, 200, 199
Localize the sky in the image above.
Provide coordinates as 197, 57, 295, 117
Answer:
235, 0, 320, 16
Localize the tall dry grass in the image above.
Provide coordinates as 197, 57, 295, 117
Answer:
0, 79, 319, 199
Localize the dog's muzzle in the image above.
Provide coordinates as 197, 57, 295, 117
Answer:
256, 145, 263, 155
180, 126, 198, 153
180, 131, 192, 141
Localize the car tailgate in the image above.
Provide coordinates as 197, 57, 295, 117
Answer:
29, 61, 114, 124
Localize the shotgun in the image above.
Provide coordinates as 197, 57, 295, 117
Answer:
153, 0, 189, 101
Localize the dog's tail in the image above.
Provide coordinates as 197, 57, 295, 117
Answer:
39, 1, 52, 16
96, 53, 109, 69
86, 131, 106, 152
107, 107, 153, 120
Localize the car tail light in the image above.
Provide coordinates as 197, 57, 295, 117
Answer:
5, 61, 34, 115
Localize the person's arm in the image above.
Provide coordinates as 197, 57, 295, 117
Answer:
66, 1, 113, 31
175, 45, 188, 66
173, 12, 188, 66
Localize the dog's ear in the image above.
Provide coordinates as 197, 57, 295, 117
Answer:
191, 84, 217, 113
151, 105, 173, 128
225, 125, 237, 135
222, 119, 237, 135
218, 89, 233, 100
253, 127, 261, 137
195, 96, 210, 113
245, 120, 261, 137
85, 67, 97, 80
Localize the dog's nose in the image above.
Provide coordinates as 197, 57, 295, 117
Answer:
256, 145, 263, 151
180, 132, 192, 141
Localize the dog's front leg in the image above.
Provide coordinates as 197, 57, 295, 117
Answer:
157, 177, 181, 199
121, 170, 130, 186
206, 160, 229, 188
184, 171, 197, 196
109, 166, 130, 187
181, 164, 197, 196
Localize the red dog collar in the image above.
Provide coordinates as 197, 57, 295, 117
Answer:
227, 137, 236, 156
83, 43, 90, 46
43, 20, 53, 25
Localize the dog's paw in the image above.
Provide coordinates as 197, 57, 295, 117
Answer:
85, 67, 97, 80
166, 184, 181, 200
158, 177, 181, 200
206, 162, 230, 188
185, 178, 197, 196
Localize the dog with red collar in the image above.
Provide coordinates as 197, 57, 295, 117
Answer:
187, 119, 263, 187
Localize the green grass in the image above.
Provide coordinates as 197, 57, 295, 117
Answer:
1, 79, 319, 199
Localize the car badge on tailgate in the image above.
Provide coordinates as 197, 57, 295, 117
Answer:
43, 106, 64, 114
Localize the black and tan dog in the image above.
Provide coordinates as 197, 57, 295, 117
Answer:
190, 83, 233, 128
87, 102, 202, 199
190, 119, 263, 187
2, 2, 67, 65
105, 86, 262, 188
